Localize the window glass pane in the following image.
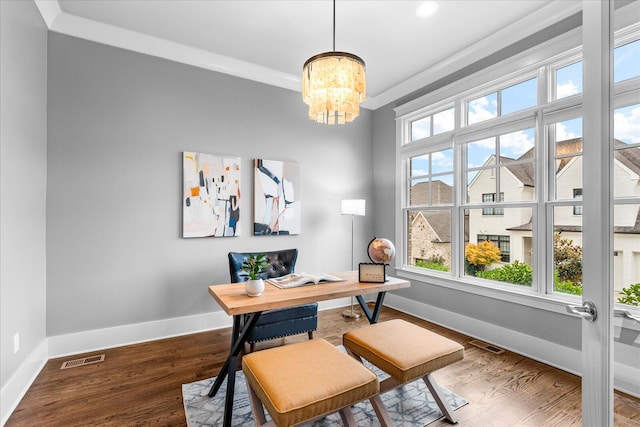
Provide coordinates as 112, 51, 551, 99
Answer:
431, 149, 454, 174
409, 178, 454, 206
614, 104, 640, 198
554, 118, 583, 201
407, 209, 452, 272
411, 116, 431, 141
552, 208, 583, 296
614, 146, 640, 198
499, 128, 535, 160
467, 137, 496, 169
500, 166, 535, 201
614, 39, 640, 83
555, 118, 583, 150
464, 207, 534, 287
467, 92, 498, 125
409, 150, 454, 206
556, 61, 583, 99
614, 204, 640, 306
614, 104, 640, 145
501, 78, 537, 115
433, 108, 455, 135
410, 155, 429, 177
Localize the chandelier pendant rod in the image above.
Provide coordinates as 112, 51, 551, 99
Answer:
332, 0, 336, 51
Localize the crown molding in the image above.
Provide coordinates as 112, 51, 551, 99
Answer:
33, 0, 581, 112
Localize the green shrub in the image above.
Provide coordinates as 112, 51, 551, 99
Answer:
416, 258, 449, 272
475, 260, 532, 286
618, 283, 640, 306
555, 279, 583, 295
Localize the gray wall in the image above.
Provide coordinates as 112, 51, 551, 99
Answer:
0, 0, 48, 389
46, 33, 374, 336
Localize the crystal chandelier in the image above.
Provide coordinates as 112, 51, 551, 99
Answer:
301, 0, 366, 125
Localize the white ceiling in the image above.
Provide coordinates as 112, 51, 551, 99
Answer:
35, 0, 582, 109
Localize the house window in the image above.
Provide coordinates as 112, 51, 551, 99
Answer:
482, 193, 504, 215
477, 234, 510, 263
573, 189, 583, 215
397, 21, 639, 304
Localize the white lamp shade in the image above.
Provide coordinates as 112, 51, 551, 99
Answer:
341, 199, 366, 216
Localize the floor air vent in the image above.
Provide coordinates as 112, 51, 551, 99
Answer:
469, 340, 505, 354
60, 354, 105, 370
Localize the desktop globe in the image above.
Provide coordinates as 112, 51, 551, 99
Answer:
367, 237, 396, 264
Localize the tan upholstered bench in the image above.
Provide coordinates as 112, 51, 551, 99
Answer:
242, 338, 392, 427
343, 319, 464, 424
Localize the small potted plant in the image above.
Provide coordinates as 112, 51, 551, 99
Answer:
241, 253, 269, 296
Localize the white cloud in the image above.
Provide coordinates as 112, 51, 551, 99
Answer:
500, 130, 535, 157
556, 122, 577, 141
614, 105, 640, 144
468, 96, 497, 125
557, 80, 579, 99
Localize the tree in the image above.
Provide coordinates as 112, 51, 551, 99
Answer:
465, 240, 501, 271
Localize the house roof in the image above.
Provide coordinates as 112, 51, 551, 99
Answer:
510, 138, 640, 181
409, 180, 453, 206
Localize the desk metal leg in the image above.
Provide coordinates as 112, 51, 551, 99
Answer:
355, 292, 386, 324
208, 315, 241, 398
207, 311, 262, 427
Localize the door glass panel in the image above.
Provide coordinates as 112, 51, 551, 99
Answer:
552, 207, 583, 296
614, 39, 640, 83
553, 118, 583, 200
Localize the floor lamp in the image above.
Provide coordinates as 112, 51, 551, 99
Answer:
341, 199, 365, 319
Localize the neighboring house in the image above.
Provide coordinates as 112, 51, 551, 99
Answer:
412, 138, 640, 292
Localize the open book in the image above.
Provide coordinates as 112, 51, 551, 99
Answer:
267, 273, 345, 289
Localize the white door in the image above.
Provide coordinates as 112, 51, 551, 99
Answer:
576, 1, 613, 425
574, 1, 640, 425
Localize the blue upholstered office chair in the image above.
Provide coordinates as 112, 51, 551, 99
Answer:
228, 249, 318, 352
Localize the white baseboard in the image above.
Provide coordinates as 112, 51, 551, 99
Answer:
384, 294, 640, 398
47, 310, 233, 358
1, 339, 48, 427
1, 298, 351, 425
383, 293, 582, 374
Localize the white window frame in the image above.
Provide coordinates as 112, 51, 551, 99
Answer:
395, 21, 640, 314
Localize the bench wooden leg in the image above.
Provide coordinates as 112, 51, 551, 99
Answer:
246, 380, 270, 426
369, 394, 394, 427
338, 406, 357, 426
423, 373, 458, 424
308, 331, 314, 340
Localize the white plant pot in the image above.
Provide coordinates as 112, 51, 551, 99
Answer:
245, 279, 265, 297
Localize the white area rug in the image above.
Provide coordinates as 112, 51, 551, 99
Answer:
182, 347, 467, 426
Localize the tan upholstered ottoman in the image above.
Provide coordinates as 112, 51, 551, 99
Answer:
242, 338, 391, 427
343, 319, 464, 423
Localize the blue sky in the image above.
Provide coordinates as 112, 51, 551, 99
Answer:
412, 38, 639, 183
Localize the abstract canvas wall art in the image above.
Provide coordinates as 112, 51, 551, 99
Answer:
254, 159, 301, 235
183, 152, 240, 238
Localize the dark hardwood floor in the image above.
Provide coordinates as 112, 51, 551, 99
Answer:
6, 306, 640, 426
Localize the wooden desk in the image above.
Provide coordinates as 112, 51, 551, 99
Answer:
207, 270, 410, 427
